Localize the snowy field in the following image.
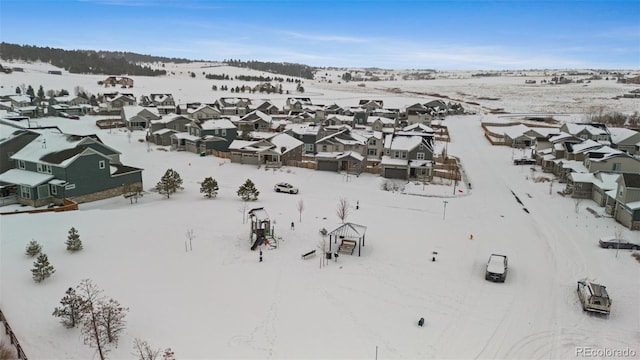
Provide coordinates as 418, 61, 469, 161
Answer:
1, 62, 639, 359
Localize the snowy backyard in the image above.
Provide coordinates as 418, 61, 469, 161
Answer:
1, 62, 639, 359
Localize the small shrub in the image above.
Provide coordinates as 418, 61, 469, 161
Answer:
25, 240, 42, 257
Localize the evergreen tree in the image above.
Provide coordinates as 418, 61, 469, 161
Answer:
15, 86, 21, 94
156, 169, 183, 198
26, 85, 35, 97
31, 253, 55, 282
52, 287, 85, 328
237, 179, 259, 201
25, 240, 42, 257
37, 85, 45, 99
66, 227, 83, 252
200, 177, 219, 198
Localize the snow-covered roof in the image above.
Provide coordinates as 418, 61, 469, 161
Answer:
389, 135, 423, 151
200, 119, 236, 130
122, 105, 159, 119
571, 139, 602, 153
0, 168, 53, 187
380, 155, 408, 166
564, 123, 609, 136
269, 133, 303, 154
327, 222, 367, 238
9, 130, 113, 167
608, 127, 638, 144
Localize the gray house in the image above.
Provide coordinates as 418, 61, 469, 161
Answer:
380, 134, 434, 180
185, 118, 238, 153
0, 130, 142, 207
614, 173, 640, 230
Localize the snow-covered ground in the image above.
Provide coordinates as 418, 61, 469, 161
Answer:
0, 62, 639, 359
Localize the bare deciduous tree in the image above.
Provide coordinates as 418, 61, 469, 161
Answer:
78, 279, 109, 360
297, 199, 304, 222
336, 197, 350, 223
133, 338, 161, 360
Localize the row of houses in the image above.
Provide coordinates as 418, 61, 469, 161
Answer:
487, 121, 640, 229
125, 95, 449, 180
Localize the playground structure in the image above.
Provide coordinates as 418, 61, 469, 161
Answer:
248, 207, 277, 250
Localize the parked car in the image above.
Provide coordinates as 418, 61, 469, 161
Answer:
485, 254, 508, 282
598, 236, 640, 250
577, 279, 611, 315
274, 182, 298, 194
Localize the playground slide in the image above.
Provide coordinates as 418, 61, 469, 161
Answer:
250, 236, 265, 251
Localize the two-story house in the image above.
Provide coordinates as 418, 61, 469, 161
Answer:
181, 118, 238, 153
380, 134, 434, 180
148, 114, 193, 146
121, 105, 161, 129
0, 129, 142, 207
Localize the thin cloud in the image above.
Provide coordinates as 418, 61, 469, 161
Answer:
279, 31, 372, 44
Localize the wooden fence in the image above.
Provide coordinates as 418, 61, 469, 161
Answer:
0, 308, 27, 359
0, 198, 78, 216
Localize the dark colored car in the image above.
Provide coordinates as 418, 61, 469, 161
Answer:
598, 236, 640, 250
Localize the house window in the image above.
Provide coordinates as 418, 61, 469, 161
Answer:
370, 139, 377, 146
37, 163, 52, 174
368, 148, 377, 156
99, 160, 106, 169
222, 129, 227, 136
51, 184, 57, 195
322, 145, 328, 152
304, 144, 314, 152
417, 152, 425, 160
215, 129, 219, 135
612, 163, 621, 172
401, 152, 407, 159
20, 186, 30, 199
18, 160, 25, 169
394, 151, 400, 158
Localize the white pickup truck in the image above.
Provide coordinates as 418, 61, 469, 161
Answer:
577, 280, 612, 315
485, 254, 508, 282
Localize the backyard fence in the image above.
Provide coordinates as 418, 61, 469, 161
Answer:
0, 308, 27, 359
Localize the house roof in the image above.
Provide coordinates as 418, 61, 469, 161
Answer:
389, 135, 424, 151
608, 127, 639, 144
0, 168, 53, 187
10, 131, 116, 167
269, 133, 303, 154
327, 222, 367, 238
620, 173, 640, 188
200, 119, 236, 130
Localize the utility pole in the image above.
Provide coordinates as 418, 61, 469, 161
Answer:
443, 200, 448, 220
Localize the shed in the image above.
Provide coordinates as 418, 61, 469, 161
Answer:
326, 222, 367, 256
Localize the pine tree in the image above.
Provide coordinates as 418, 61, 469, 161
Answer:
66, 227, 83, 252
155, 169, 183, 198
52, 287, 85, 328
15, 86, 21, 94
26, 85, 35, 97
200, 177, 219, 198
32, 253, 55, 282
237, 179, 259, 201
25, 240, 42, 257
37, 85, 45, 99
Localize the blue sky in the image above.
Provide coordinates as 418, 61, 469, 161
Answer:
1, 0, 639, 70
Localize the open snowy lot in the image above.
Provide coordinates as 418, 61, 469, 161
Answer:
1, 63, 639, 359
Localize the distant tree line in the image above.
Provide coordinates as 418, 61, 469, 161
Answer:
224, 59, 316, 80
0, 43, 167, 76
